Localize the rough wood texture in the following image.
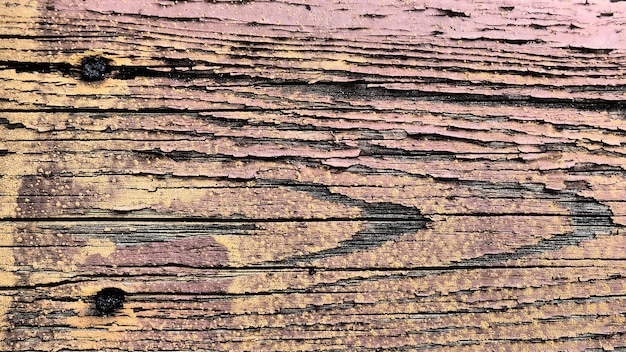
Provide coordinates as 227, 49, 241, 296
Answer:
2, 0, 626, 351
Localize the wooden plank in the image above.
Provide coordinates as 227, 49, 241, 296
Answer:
1, 111, 625, 219
1, 0, 626, 110
2, 0, 626, 350
4, 267, 626, 351
2, 222, 626, 351
1, 218, 618, 272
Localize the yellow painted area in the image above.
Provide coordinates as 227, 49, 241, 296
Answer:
0, 159, 28, 350
0, 39, 41, 63
26, 237, 116, 287
0, 0, 40, 37
61, 329, 129, 351
0, 246, 17, 289
216, 266, 626, 349
65, 51, 136, 67
99, 179, 363, 219
213, 235, 243, 267
0, 2, 43, 345
56, 280, 140, 348
215, 221, 364, 266
0, 70, 132, 110
75, 238, 117, 264
304, 59, 352, 72
0, 157, 30, 218
311, 214, 572, 268
0, 176, 21, 216
64, 311, 138, 330
270, 46, 304, 60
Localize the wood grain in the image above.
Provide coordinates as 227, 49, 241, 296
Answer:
2, 0, 626, 350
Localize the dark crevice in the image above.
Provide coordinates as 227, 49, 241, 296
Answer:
566, 46, 614, 54
450, 37, 545, 45
454, 190, 615, 267
0, 118, 26, 129
113, 65, 230, 81
435, 9, 470, 18
0, 60, 73, 75
2, 81, 626, 113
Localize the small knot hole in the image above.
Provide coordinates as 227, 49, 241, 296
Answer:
80, 56, 110, 81
94, 287, 126, 315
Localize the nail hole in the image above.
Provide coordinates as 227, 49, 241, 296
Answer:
94, 287, 126, 315
80, 56, 110, 81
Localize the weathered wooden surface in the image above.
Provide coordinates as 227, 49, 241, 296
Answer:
2, 0, 626, 350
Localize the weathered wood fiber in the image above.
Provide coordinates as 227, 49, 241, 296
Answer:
2, 0, 626, 351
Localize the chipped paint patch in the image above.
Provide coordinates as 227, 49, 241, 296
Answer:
75, 238, 117, 265
215, 221, 365, 266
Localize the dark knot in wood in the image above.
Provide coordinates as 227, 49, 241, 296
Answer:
94, 287, 126, 315
80, 56, 110, 81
